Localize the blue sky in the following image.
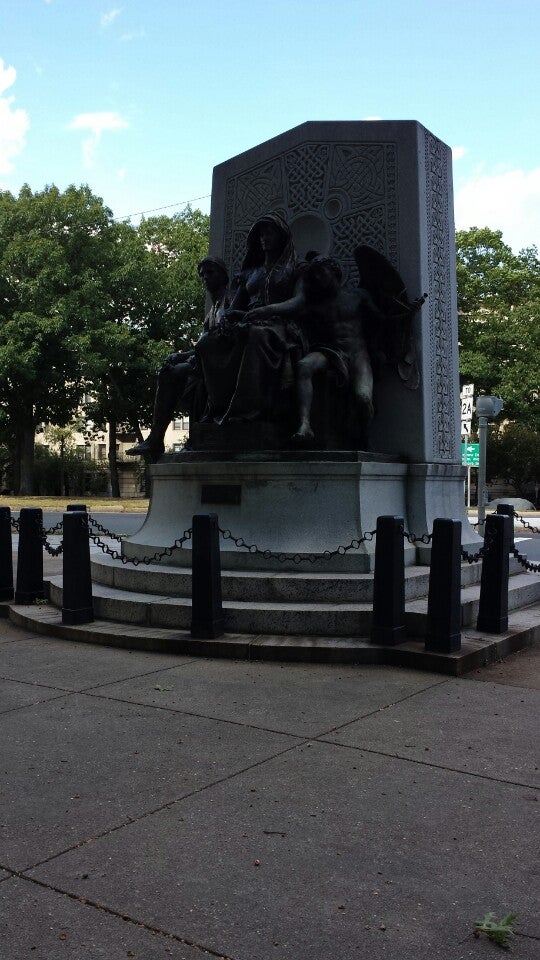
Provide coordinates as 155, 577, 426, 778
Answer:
1, 0, 539, 251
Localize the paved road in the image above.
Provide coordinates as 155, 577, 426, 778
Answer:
12, 511, 147, 538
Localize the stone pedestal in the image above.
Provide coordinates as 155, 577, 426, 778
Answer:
122, 453, 478, 573
124, 121, 481, 571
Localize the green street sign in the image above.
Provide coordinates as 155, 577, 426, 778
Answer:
462, 442, 479, 467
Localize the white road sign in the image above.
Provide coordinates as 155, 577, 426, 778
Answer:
460, 384, 474, 434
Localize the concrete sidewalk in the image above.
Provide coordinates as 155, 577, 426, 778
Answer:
0, 614, 538, 959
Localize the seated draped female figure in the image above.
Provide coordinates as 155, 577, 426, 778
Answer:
195, 212, 306, 424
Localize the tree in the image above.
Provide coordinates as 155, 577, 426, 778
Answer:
487, 422, 540, 503
0, 185, 210, 496
456, 227, 540, 433
0, 184, 115, 493
78, 207, 209, 495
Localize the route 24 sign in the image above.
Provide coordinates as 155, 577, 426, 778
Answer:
460, 383, 474, 434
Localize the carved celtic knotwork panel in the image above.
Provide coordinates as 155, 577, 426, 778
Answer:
425, 133, 455, 462
222, 141, 399, 283
285, 144, 329, 213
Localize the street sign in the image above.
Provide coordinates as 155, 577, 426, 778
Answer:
462, 442, 479, 467
460, 384, 474, 434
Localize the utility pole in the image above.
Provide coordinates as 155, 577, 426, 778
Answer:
475, 395, 504, 534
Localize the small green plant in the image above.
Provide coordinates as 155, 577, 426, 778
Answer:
474, 912, 517, 949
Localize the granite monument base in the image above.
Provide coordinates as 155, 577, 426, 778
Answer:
122, 454, 479, 573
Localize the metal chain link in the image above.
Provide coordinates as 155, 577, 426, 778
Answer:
404, 531, 432, 544
218, 526, 377, 565
511, 546, 540, 573
44, 519, 64, 536
471, 508, 539, 535
512, 510, 540, 535
87, 525, 192, 566
38, 524, 64, 557
10, 516, 20, 531
461, 546, 484, 563
87, 514, 125, 542
460, 520, 510, 564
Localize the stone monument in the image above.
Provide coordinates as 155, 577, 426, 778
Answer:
123, 121, 478, 571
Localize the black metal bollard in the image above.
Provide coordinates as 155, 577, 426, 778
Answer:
425, 518, 462, 653
496, 503, 515, 548
476, 513, 512, 633
62, 511, 94, 624
371, 515, 406, 645
15, 508, 45, 603
190, 513, 224, 639
0, 507, 14, 602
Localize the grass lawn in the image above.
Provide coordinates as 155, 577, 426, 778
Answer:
0, 496, 149, 512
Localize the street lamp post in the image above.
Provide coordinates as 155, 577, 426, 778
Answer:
475, 395, 504, 533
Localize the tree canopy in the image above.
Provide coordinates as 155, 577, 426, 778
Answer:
456, 227, 540, 433
0, 185, 209, 493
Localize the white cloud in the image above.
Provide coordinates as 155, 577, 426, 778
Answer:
362, 116, 382, 121
69, 111, 129, 169
101, 7, 122, 27
117, 167, 126, 179
455, 167, 540, 253
0, 60, 16, 96
452, 145, 467, 161
0, 59, 29, 176
120, 29, 145, 42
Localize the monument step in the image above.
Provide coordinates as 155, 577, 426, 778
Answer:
47, 570, 540, 638
5, 600, 540, 678
90, 554, 488, 604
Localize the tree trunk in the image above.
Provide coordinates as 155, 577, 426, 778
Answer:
59, 437, 66, 497
108, 417, 121, 498
134, 421, 151, 497
18, 419, 35, 495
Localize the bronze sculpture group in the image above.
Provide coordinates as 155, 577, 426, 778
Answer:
127, 212, 424, 460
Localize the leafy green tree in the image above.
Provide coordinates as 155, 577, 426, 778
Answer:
0, 184, 115, 493
78, 207, 209, 496
456, 227, 540, 433
136, 205, 210, 348
486, 422, 540, 502
0, 185, 209, 497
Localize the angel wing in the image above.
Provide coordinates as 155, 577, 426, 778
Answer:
353, 245, 426, 390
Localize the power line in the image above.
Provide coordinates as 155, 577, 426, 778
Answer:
115, 193, 211, 222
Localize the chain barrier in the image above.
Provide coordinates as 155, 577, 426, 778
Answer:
38, 522, 64, 558
44, 519, 64, 536
511, 546, 540, 574
471, 508, 539, 535
86, 521, 192, 566
512, 510, 540, 535
87, 514, 125, 542
461, 546, 484, 563
460, 520, 501, 563
10, 504, 539, 573
404, 531, 432, 544
218, 525, 377, 565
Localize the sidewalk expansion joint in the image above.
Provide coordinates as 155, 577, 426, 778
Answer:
313, 677, 451, 737
316, 738, 540, 790
74, 658, 201, 694
80, 688, 311, 739
17, 739, 309, 875
8, 873, 240, 960
0, 673, 79, 693
0, 691, 72, 719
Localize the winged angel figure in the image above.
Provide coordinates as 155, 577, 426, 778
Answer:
292, 245, 426, 448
